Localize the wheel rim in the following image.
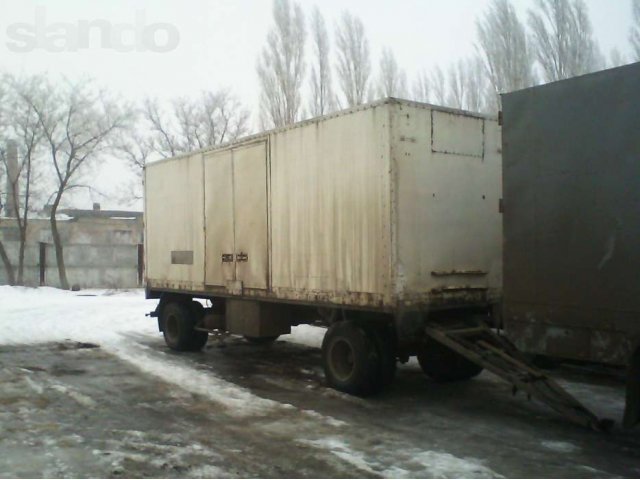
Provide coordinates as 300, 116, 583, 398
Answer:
165, 313, 179, 340
330, 338, 355, 382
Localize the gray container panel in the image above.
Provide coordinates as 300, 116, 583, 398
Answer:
502, 63, 640, 363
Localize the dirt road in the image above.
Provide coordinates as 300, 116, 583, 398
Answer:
1, 332, 639, 478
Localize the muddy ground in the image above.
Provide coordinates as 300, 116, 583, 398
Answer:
1, 334, 639, 478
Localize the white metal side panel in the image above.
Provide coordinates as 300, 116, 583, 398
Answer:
269, 105, 391, 301
204, 149, 235, 287
232, 141, 269, 290
145, 154, 205, 289
393, 103, 502, 302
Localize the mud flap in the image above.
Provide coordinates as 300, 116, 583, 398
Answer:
623, 347, 640, 428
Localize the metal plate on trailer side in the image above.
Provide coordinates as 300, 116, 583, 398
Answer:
171, 251, 194, 265
432, 110, 484, 157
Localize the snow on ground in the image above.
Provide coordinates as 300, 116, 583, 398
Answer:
93, 431, 227, 478
298, 437, 502, 479
2, 286, 639, 478
0, 286, 323, 418
110, 342, 293, 418
281, 323, 326, 348
0, 286, 155, 345
540, 440, 580, 454
0, 286, 325, 349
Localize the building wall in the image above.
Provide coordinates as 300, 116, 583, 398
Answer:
0, 215, 143, 289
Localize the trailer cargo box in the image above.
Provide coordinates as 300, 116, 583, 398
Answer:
501, 63, 640, 426
145, 99, 502, 313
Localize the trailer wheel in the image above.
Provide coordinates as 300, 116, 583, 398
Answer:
417, 337, 483, 382
322, 321, 380, 396
244, 335, 279, 345
162, 302, 207, 352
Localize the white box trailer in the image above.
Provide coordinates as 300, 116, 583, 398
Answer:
145, 98, 502, 311
143, 98, 606, 428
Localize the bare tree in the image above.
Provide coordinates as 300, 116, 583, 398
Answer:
412, 70, 431, 103
257, 0, 306, 128
528, 0, 603, 82
119, 90, 249, 202
447, 62, 467, 110
142, 97, 180, 158
413, 61, 488, 113
118, 129, 153, 174
632, 0, 640, 60
0, 156, 16, 284
467, 58, 491, 113
447, 58, 488, 113
23, 78, 130, 290
308, 6, 334, 116
115, 126, 154, 204
0, 79, 15, 285
608, 47, 628, 68
335, 11, 371, 107
376, 47, 407, 98
0, 75, 47, 285
477, 0, 536, 110
177, 91, 250, 152
429, 66, 448, 106
142, 90, 249, 161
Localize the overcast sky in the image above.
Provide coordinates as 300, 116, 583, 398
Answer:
0, 0, 634, 106
0, 0, 635, 209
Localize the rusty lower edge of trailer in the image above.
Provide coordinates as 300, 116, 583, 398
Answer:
145, 282, 501, 314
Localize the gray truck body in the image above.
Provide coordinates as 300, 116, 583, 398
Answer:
501, 62, 640, 367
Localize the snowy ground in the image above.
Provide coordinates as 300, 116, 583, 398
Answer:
1, 286, 639, 478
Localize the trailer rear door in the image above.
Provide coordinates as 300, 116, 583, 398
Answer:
204, 140, 269, 291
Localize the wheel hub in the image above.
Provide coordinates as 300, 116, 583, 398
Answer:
330, 338, 356, 381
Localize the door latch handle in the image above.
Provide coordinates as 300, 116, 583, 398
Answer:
236, 252, 248, 262
221, 253, 234, 263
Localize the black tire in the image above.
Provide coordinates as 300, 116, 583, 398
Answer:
322, 321, 380, 396
362, 323, 397, 389
244, 335, 279, 345
162, 302, 207, 352
417, 337, 483, 382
